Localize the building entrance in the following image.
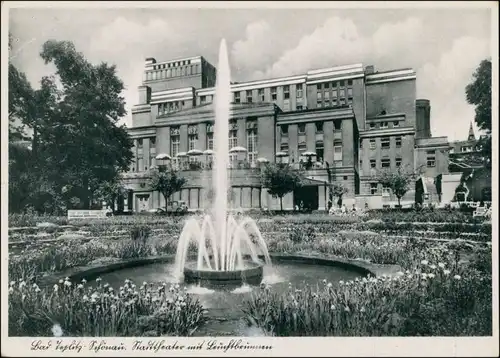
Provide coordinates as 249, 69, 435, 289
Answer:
294, 186, 319, 212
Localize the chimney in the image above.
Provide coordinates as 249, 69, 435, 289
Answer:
365, 65, 375, 75
416, 99, 431, 139
467, 122, 476, 141
145, 57, 156, 65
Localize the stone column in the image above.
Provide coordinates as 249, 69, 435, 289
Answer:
237, 118, 246, 150
306, 122, 316, 152
180, 124, 189, 153
288, 124, 298, 164
323, 121, 334, 165
198, 122, 207, 151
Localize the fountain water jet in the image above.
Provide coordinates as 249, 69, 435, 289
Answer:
173, 39, 271, 285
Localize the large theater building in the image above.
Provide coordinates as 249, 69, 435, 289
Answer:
121, 55, 453, 212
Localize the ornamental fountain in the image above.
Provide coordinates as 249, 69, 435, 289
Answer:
173, 39, 271, 286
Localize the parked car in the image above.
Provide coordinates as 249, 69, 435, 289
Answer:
155, 200, 189, 215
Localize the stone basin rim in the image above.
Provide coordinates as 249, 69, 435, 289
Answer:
38, 253, 402, 288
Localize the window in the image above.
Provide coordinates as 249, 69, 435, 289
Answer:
200, 96, 206, 105
324, 82, 330, 89
298, 123, 306, 134
281, 124, 289, 136
317, 88, 322, 100
369, 123, 377, 129
317, 99, 323, 108
347, 88, 353, 98
315, 121, 323, 133
339, 89, 345, 98
259, 89, 265, 102
188, 134, 198, 151
370, 159, 376, 168
395, 158, 402, 167
296, 83, 303, 98
381, 137, 390, 149
234, 92, 241, 104
207, 133, 214, 150
284, 85, 290, 100
280, 142, 289, 152
296, 105, 303, 111
246, 90, 253, 103
247, 128, 258, 165
334, 121, 342, 131
171, 134, 180, 157
343, 176, 348, 180
382, 185, 391, 196
228, 129, 238, 149
427, 150, 436, 167
137, 138, 143, 148
150, 137, 156, 149
380, 121, 389, 129
271, 87, 277, 101
370, 183, 378, 195
393, 121, 399, 127
316, 141, 324, 162
369, 139, 376, 149
324, 90, 330, 100
332, 89, 338, 99
339, 98, 346, 106
347, 79, 353, 86
340, 80, 345, 87
395, 136, 402, 148
333, 139, 342, 161
381, 158, 391, 168
317, 84, 322, 90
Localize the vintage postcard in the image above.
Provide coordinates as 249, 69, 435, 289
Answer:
2, 1, 498, 356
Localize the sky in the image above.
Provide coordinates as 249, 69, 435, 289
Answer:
8, 4, 493, 141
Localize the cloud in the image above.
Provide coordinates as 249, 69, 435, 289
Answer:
417, 36, 489, 140
89, 17, 180, 126
232, 15, 489, 140
230, 21, 277, 73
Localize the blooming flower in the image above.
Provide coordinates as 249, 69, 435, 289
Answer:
322, 279, 327, 285
327, 282, 333, 288
438, 263, 445, 268
421, 260, 428, 265
330, 304, 336, 310
422, 273, 428, 280
454, 275, 461, 280
344, 306, 350, 312
51, 324, 63, 337
429, 264, 437, 270
19, 281, 26, 289
143, 281, 147, 286
35, 287, 41, 293
64, 281, 71, 287
443, 270, 451, 276
96, 277, 102, 283
82, 295, 88, 301
65, 277, 69, 281
10, 281, 15, 286
396, 271, 404, 276
58, 279, 63, 284
81, 278, 87, 284
428, 273, 435, 279
77, 284, 83, 289
9, 287, 13, 294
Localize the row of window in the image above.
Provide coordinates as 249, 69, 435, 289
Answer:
170, 128, 259, 163
362, 158, 403, 170
361, 136, 403, 150
153, 60, 192, 70
317, 79, 353, 90
280, 121, 341, 136
280, 139, 343, 163
233, 83, 304, 103
368, 121, 400, 130
145, 63, 201, 81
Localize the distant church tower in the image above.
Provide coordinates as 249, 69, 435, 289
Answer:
467, 122, 476, 141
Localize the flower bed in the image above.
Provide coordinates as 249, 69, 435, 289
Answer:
243, 263, 492, 336
8, 277, 204, 337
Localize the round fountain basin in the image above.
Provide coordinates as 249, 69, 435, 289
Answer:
183, 261, 263, 286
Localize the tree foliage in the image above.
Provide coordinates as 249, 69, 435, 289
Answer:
375, 166, 416, 207
261, 163, 303, 211
329, 183, 348, 205
466, 59, 491, 132
466, 59, 492, 167
149, 168, 187, 211
94, 179, 127, 213
8, 39, 133, 213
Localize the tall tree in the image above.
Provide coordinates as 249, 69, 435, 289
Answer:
466, 59, 492, 166
375, 166, 416, 208
330, 183, 348, 208
149, 167, 187, 212
261, 163, 303, 211
94, 179, 126, 213
38, 40, 134, 208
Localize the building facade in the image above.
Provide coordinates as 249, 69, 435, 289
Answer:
121, 55, 452, 212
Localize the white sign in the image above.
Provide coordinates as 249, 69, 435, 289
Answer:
67, 210, 109, 220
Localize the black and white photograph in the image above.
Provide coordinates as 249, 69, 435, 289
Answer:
2, 1, 498, 356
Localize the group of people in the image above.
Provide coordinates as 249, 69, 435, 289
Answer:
327, 200, 369, 216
